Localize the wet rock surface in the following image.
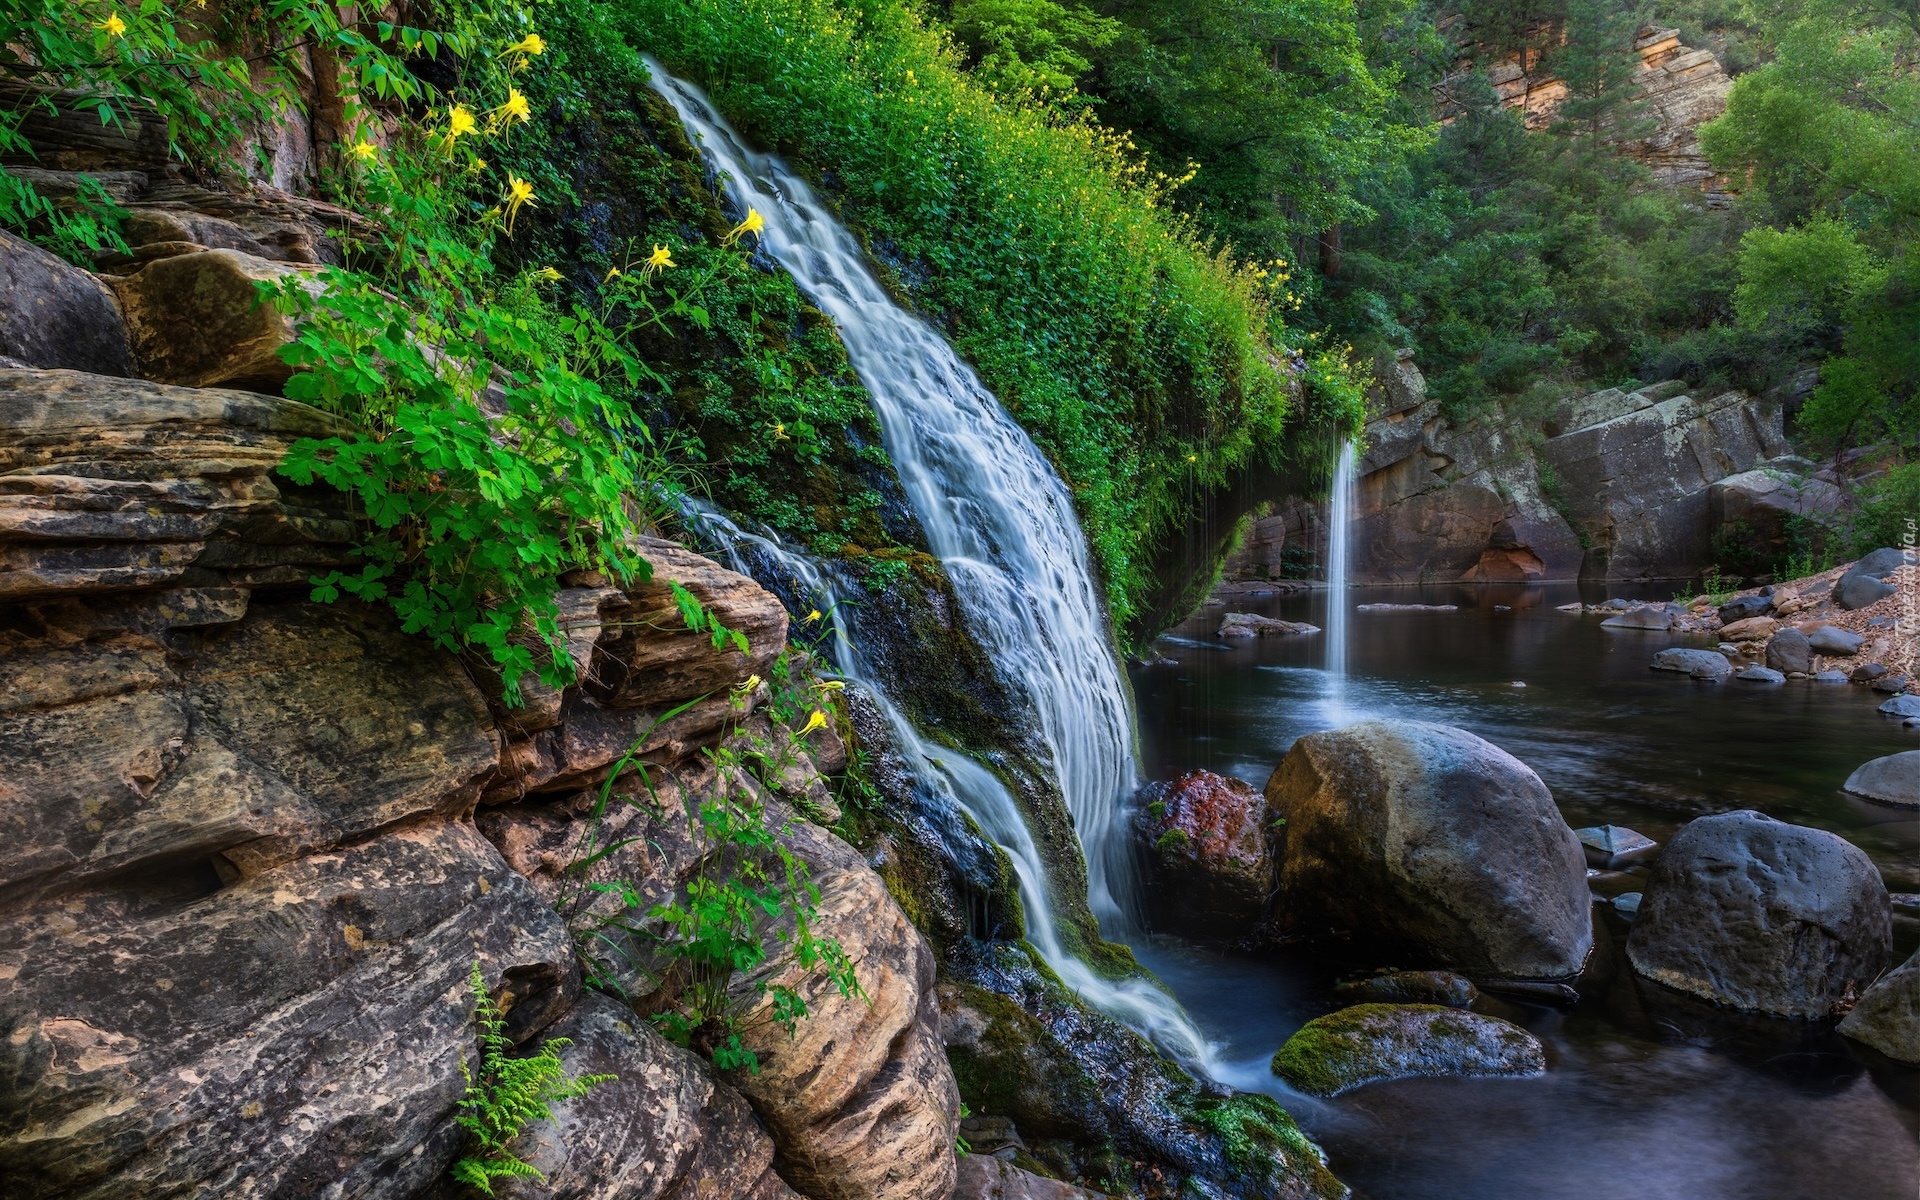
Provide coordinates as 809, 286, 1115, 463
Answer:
1838, 950, 1920, 1065
1217, 611, 1320, 638
1264, 720, 1592, 980
1651, 647, 1732, 679
1133, 770, 1277, 937
0, 230, 133, 376
1842, 751, 1920, 809
1270, 1003, 1545, 1097
1626, 810, 1891, 1018
1332, 970, 1478, 1008
953, 1155, 1110, 1200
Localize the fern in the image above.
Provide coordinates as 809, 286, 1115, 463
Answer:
451, 963, 615, 1195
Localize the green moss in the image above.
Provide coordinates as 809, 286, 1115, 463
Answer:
1176, 1092, 1338, 1195
1154, 828, 1191, 854
1271, 1003, 1452, 1097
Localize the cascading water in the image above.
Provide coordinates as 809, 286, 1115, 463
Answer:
1324, 441, 1358, 714
650, 66, 1211, 1063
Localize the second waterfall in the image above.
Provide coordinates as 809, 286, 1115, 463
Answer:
647, 64, 1213, 1061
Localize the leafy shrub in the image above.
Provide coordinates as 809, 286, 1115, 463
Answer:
451, 961, 614, 1195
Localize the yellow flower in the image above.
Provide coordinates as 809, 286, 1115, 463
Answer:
533, 266, 562, 281
767, 420, 788, 441
502, 32, 547, 63
347, 140, 378, 163
503, 176, 536, 233
799, 710, 829, 735
96, 12, 126, 35
488, 89, 532, 133
643, 243, 674, 273
603, 266, 623, 282
466, 158, 488, 174
805, 608, 822, 623
446, 105, 478, 140
723, 207, 765, 245
813, 679, 845, 691
742, 674, 763, 691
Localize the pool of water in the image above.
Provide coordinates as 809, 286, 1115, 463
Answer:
1129, 581, 1920, 1200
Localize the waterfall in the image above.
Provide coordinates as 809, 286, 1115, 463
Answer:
649, 66, 1211, 1063
1325, 441, 1358, 710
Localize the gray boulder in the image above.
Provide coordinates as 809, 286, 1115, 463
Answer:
1576, 824, 1658, 868
1735, 665, 1785, 682
1765, 628, 1812, 674
1270, 1004, 1545, 1096
1842, 751, 1920, 810
0, 230, 133, 376
1881, 695, 1920, 719
1265, 720, 1592, 980
1651, 647, 1733, 680
1603, 608, 1674, 631
1852, 663, 1889, 683
1626, 810, 1890, 1018
1838, 951, 1919, 1065
1333, 970, 1478, 1008
1814, 670, 1849, 683
1718, 593, 1773, 623
1874, 675, 1913, 695
954, 1156, 1108, 1200
1808, 626, 1865, 656
1833, 548, 1909, 611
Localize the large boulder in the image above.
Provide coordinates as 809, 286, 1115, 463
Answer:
1765, 627, 1812, 674
1269, 1004, 1544, 1097
1838, 951, 1920, 1064
1263, 720, 1592, 980
1651, 647, 1732, 679
1707, 469, 1844, 564
1718, 592, 1773, 623
1842, 751, 1920, 810
106, 248, 313, 391
1833, 548, 1909, 611
1808, 626, 1864, 657
1625, 810, 1890, 1018
1132, 770, 1277, 936
1603, 607, 1674, 631
0, 230, 132, 375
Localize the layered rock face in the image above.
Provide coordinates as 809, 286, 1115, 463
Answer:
0, 367, 959, 1199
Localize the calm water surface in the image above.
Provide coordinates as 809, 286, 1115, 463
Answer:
1129, 581, 1920, 1200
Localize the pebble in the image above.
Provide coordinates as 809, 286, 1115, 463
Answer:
1510, 680, 1527, 688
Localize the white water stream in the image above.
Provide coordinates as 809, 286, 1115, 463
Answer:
649, 67, 1213, 1063
1324, 442, 1358, 714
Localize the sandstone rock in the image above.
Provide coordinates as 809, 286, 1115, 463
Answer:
0, 230, 132, 375
1133, 770, 1277, 935
106, 248, 316, 391
483, 994, 799, 1200
1538, 389, 1788, 579
954, 1156, 1108, 1200
1269, 1003, 1545, 1097
1332, 970, 1477, 1008
1626, 810, 1890, 1018
1765, 628, 1812, 674
1603, 607, 1674, 631
1809, 626, 1865, 656
0, 819, 578, 1200
1650, 647, 1732, 680
1718, 615, 1777, 641
1718, 593, 1773, 622
1842, 751, 1920, 810
1735, 665, 1785, 683
1218, 611, 1319, 637
0, 369, 354, 601
1838, 951, 1920, 1065
1264, 720, 1592, 980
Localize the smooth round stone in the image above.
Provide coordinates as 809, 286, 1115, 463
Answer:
1843, 751, 1920, 809
1735, 665, 1785, 683
1270, 1004, 1545, 1096
1651, 647, 1732, 680
1853, 663, 1890, 683
1813, 670, 1850, 683
1881, 694, 1920, 718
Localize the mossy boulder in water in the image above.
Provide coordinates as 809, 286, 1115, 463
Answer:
1270, 1004, 1546, 1097
1263, 720, 1592, 980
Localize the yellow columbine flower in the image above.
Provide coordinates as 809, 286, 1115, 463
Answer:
96, 12, 127, 35
502, 32, 547, 62
814, 679, 845, 691
446, 105, 478, 139
533, 266, 562, 281
723, 207, 765, 245
739, 673, 763, 692
767, 420, 788, 441
603, 266, 623, 282
347, 140, 378, 163
805, 608, 822, 623
488, 89, 532, 133
503, 176, 536, 232
800, 710, 829, 735
643, 243, 674, 273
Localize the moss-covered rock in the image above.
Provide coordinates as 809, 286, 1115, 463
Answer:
1270, 1003, 1545, 1097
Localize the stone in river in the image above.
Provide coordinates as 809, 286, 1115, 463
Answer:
1880, 695, 1920, 719
1333, 970, 1478, 1009
1603, 608, 1674, 631
1838, 950, 1920, 1065
1891, 894, 1920, 915
1651, 647, 1732, 680
1132, 770, 1277, 935
1626, 810, 1890, 1018
1264, 720, 1592, 980
1356, 603, 1459, 612
1270, 1004, 1545, 1097
1718, 593, 1774, 623
1735, 665, 1786, 683
1575, 824, 1659, 868
1842, 751, 1920, 810
1852, 663, 1890, 683
1217, 611, 1320, 638
1809, 626, 1865, 656
1873, 675, 1911, 694
1613, 892, 1643, 920
1814, 670, 1849, 683
1765, 628, 1812, 674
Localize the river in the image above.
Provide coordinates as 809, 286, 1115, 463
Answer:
1131, 580, 1919, 1200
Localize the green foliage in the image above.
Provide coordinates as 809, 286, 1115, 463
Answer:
625, 0, 1305, 628
451, 961, 614, 1195
1848, 463, 1920, 557
557, 670, 863, 1075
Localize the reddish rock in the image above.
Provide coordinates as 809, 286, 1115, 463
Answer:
1133, 770, 1277, 938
